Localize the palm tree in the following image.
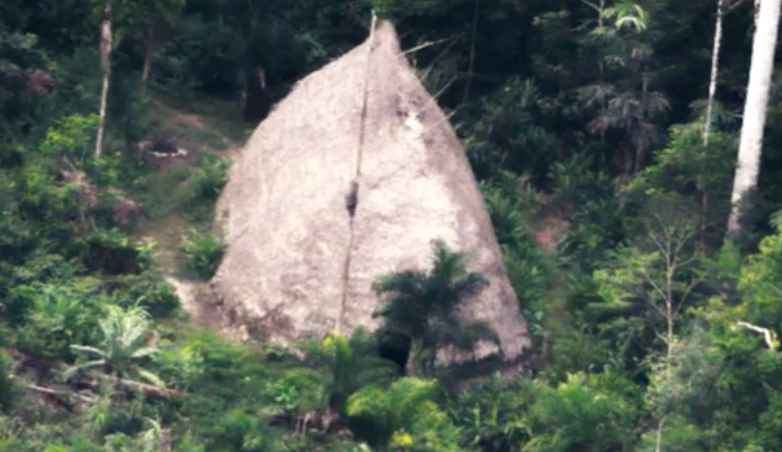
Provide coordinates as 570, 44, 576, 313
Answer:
64, 304, 164, 389
372, 239, 499, 377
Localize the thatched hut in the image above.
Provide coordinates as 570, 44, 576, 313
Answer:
210, 21, 531, 364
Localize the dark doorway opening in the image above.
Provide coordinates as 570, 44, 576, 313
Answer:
376, 329, 411, 375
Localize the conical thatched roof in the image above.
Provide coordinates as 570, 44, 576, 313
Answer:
211, 21, 531, 363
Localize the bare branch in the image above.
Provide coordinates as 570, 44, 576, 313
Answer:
648, 230, 668, 255
434, 75, 459, 100
403, 35, 460, 56
733, 321, 779, 349
725, 0, 750, 13
418, 36, 461, 83
676, 252, 700, 269
654, 214, 674, 248
766, 282, 782, 297
674, 280, 698, 314
579, 0, 602, 13
654, 329, 671, 344
24, 383, 97, 404
639, 265, 669, 309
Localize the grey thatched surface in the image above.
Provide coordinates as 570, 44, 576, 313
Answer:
210, 21, 531, 362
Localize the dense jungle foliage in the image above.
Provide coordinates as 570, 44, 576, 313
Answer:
3, 0, 782, 450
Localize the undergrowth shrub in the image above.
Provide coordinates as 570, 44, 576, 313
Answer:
481, 172, 552, 345
81, 229, 153, 275
39, 113, 99, 165
107, 271, 180, 319
459, 77, 558, 184
191, 153, 230, 202
132, 164, 192, 220
109, 76, 160, 149
0, 253, 84, 321
10, 279, 105, 359
523, 372, 639, 452
624, 123, 736, 250
45, 47, 102, 121
180, 229, 225, 280
136, 154, 228, 225
550, 153, 623, 271
450, 373, 530, 450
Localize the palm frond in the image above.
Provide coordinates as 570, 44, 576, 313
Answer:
135, 368, 166, 388
457, 320, 501, 349
449, 273, 490, 298
372, 270, 425, 295
131, 346, 161, 359
62, 359, 106, 381
67, 304, 162, 391
69, 345, 107, 360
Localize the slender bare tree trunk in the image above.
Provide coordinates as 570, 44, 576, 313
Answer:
727, 0, 781, 234
239, 9, 259, 115
141, 25, 153, 97
654, 417, 666, 452
95, 0, 113, 158
462, 0, 480, 104
239, 76, 248, 112
704, 0, 724, 144
160, 428, 171, 452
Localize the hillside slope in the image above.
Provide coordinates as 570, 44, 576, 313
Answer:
132, 95, 251, 333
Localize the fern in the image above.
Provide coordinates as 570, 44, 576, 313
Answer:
179, 229, 225, 280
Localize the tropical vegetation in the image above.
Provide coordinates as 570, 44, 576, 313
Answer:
3, 0, 782, 451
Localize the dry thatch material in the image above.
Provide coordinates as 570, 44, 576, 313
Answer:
211, 21, 530, 363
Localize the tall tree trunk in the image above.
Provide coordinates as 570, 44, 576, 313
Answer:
727, 0, 781, 234
755, 0, 762, 29
704, 0, 724, 144
95, 0, 113, 158
141, 25, 153, 97
635, 73, 650, 173
238, 9, 258, 116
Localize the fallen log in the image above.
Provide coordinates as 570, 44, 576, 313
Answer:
4, 348, 182, 400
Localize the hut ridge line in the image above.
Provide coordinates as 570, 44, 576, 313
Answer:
336, 11, 377, 335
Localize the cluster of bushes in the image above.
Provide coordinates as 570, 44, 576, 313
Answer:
0, 208, 505, 451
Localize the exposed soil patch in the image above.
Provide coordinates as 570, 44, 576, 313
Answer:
533, 212, 564, 252
155, 101, 206, 129
132, 99, 244, 334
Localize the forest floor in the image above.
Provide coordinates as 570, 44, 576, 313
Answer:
130, 94, 252, 327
